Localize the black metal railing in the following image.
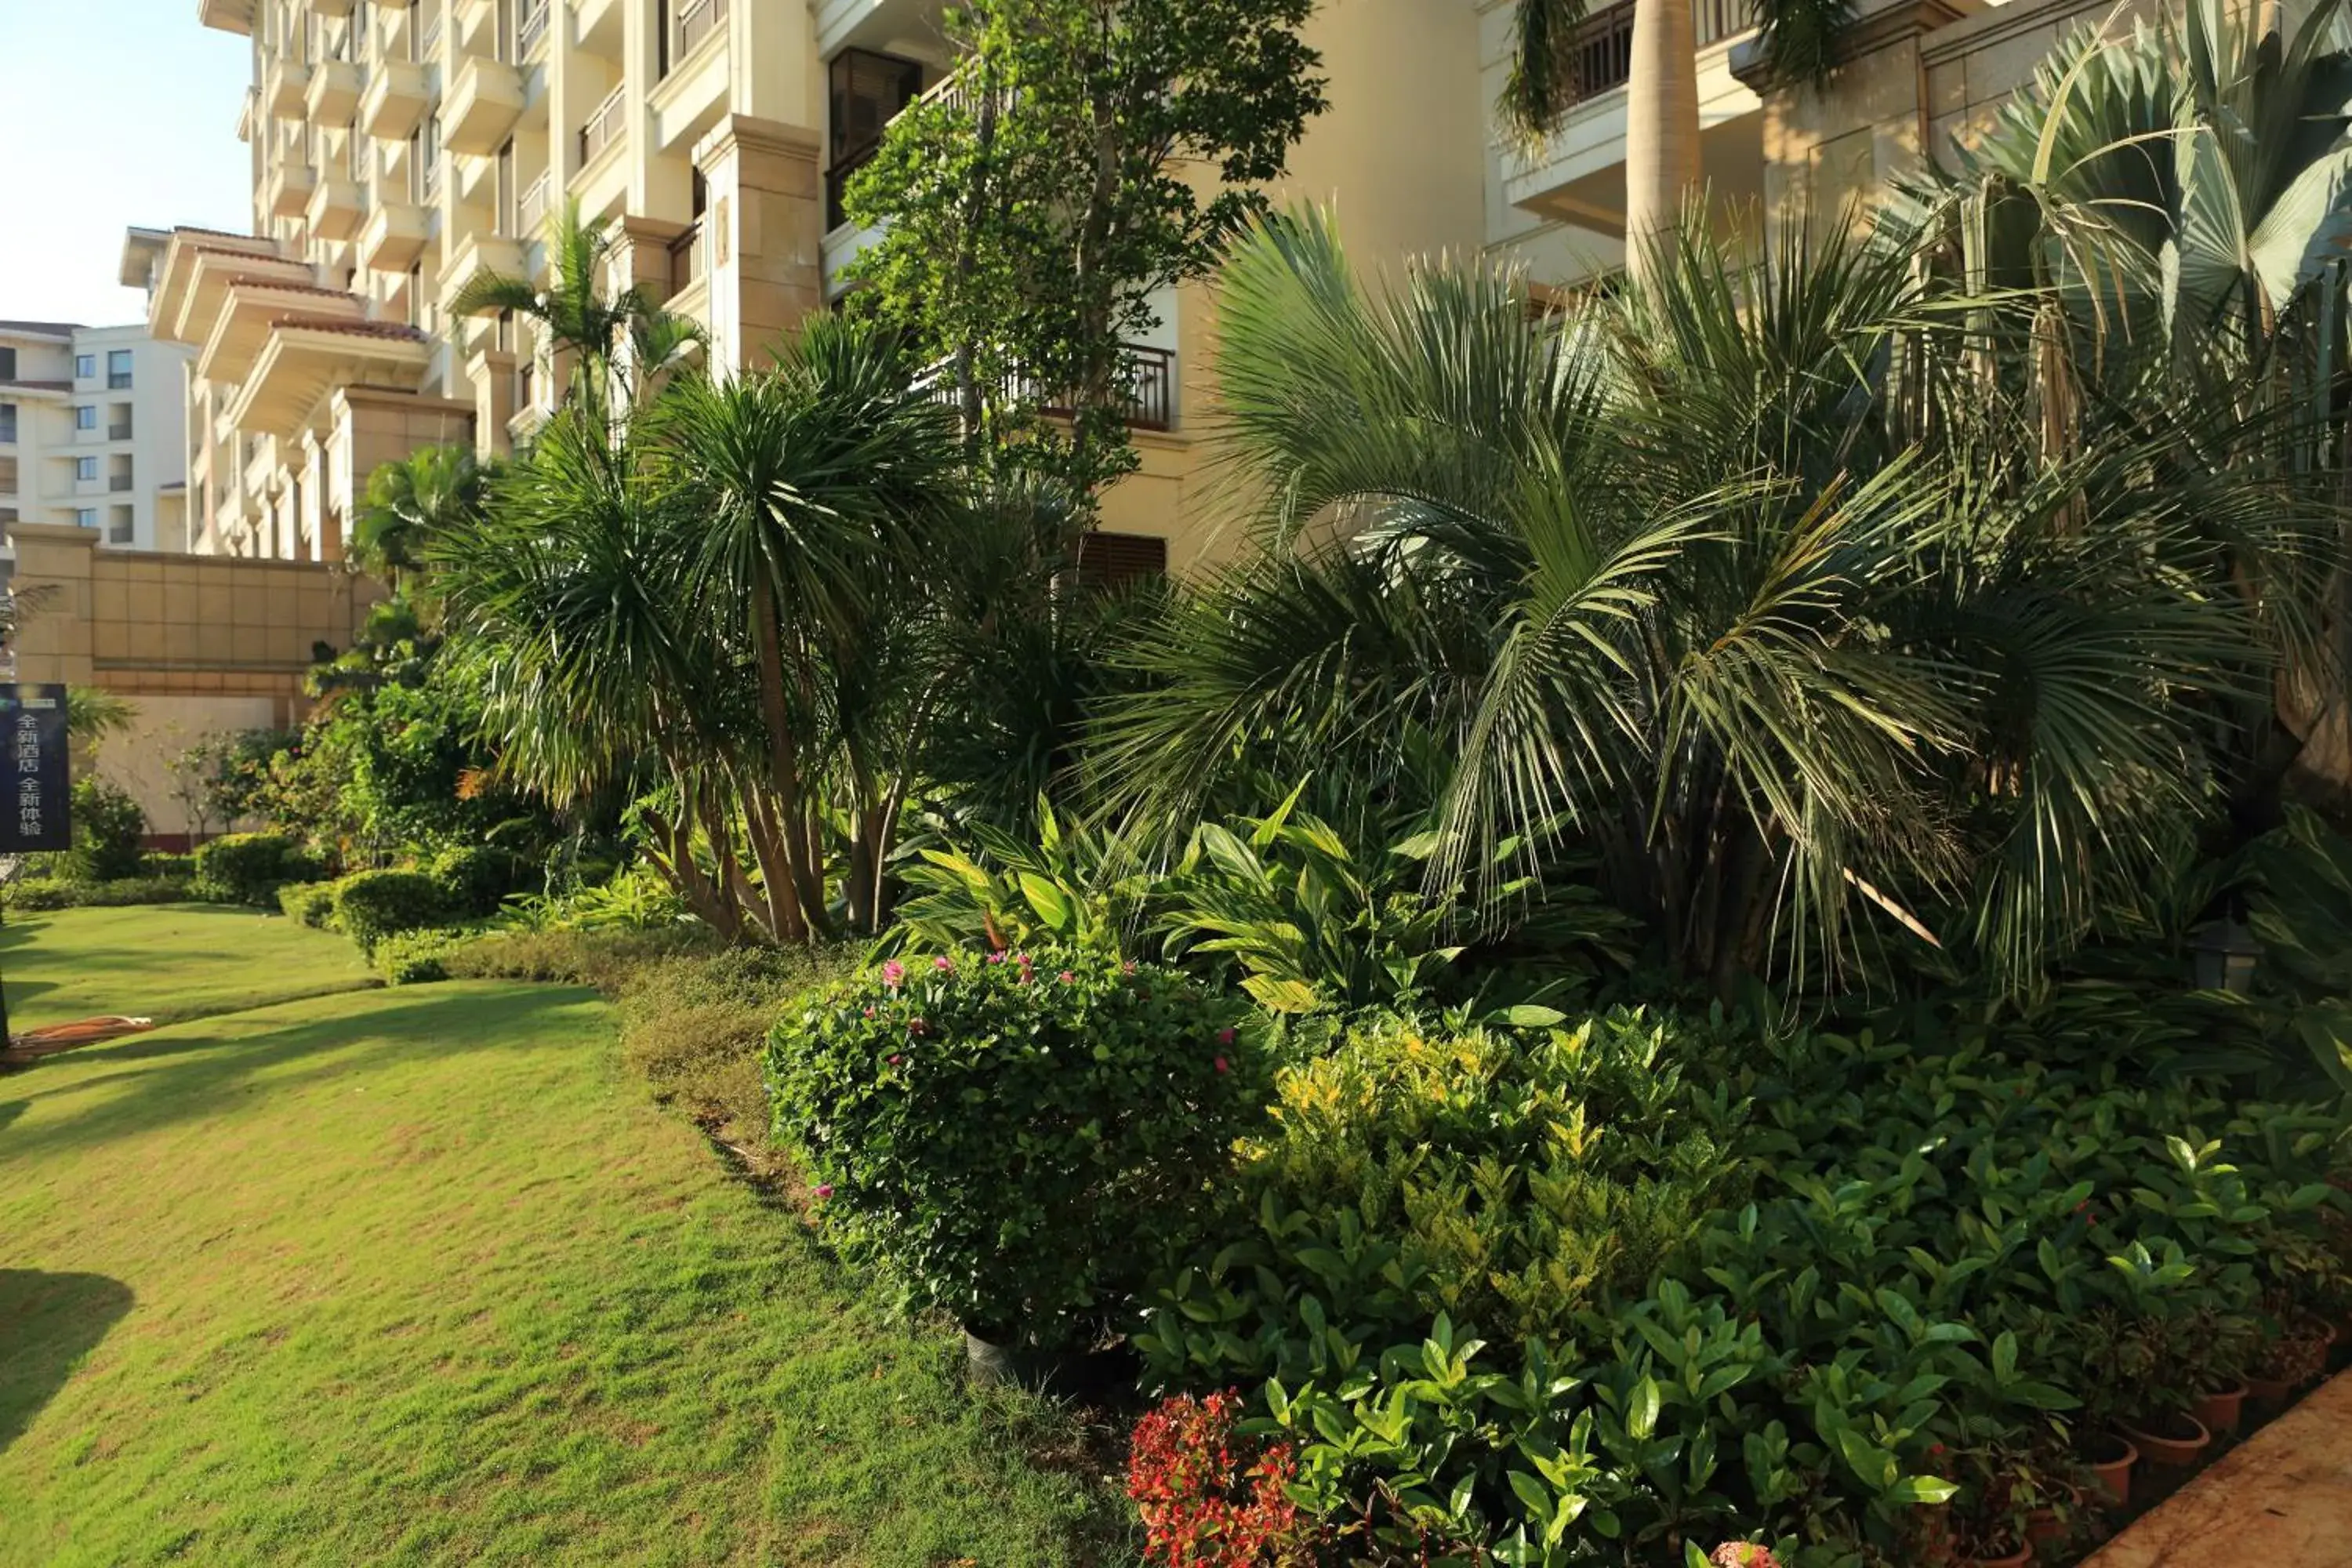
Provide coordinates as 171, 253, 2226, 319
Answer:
825, 139, 879, 230
1552, 0, 1758, 111
921, 343, 1175, 434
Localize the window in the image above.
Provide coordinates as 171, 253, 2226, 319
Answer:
826, 50, 923, 228
110, 405, 132, 440
75, 354, 96, 379
76, 457, 97, 481
408, 263, 424, 328
107, 350, 132, 389
1073, 531, 1171, 593
108, 506, 134, 545
74, 507, 97, 529
74, 405, 96, 431
0, 347, 15, 380
0, 404, 16, 444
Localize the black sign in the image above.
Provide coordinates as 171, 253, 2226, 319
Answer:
0, 684, 71, 854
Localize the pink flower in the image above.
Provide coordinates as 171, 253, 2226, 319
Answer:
880, 960, 906, 989
985, 951, 1008, 964
887, 1054, 905, 1066
862, 1006, 876, 1018
1214, 1056, 1230, 1075
1058, 970, 1076, 984
908, 1018, 928, 1036
1122, 960, 1138, 975
932, 955, 955, 973
812, 1184, 834, 1200
1217, 1027, 1236, 1046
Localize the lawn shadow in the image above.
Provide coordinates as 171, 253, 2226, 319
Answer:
0, 1271, 135, 1454
0, 1098, 23, 1136
1, 985, 604, 1163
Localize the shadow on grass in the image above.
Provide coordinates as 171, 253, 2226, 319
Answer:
2, 985, 603, 1163
0, 1099, 23, 1136
0, 1270, 135, 1454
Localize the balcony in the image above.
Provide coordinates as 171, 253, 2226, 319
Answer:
307, 172, 367, 240
441, 230, 525, 303
921, 342, 1176, 433
267, 162, 318, 220
579, 82, 628, 165
264, 55, 310, 120
313, 0, 356, 14
1499, 0, 1762, 234
575, 0, 623, 56
520, 0, 551, 59
358, 198, 430, 271
518, 170, 551, 239
109, 474, 134, 493
198, 0, 256, 31
305, 56, 364, 125
361, 57, 431, 141
445, 54, 526, 155
109, 422, 133, 441
674, 0, 728, 62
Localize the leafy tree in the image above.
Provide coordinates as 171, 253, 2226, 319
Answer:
846, 0, 1325, 502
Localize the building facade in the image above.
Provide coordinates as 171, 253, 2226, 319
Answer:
145, 0, 2114, 572
0, 315, 194, 562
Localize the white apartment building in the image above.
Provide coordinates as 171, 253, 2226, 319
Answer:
0, 314, 194, 558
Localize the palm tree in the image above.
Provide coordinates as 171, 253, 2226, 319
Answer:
351, 443, 489, 595
448, 199, 706, 422
1091, 208, 2279, 990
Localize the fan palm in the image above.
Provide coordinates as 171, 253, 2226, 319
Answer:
1092, 209, 2270, 990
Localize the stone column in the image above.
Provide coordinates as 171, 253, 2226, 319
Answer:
466, 347, 518, 459
692, 114, 826, 374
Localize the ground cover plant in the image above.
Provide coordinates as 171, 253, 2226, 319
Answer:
0, 909, 1129, 1567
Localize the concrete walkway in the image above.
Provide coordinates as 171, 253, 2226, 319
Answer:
2086, 1370, 2352, 1567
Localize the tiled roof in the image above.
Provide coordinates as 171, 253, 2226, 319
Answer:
269, 314, 428, 343
173, 225, 272, 245
228, 277, 357, 301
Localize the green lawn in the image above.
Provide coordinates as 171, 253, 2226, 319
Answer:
0, 903, 378, 1030
0, 908, 1122, 1566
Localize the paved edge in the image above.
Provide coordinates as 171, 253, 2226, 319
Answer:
2083, 1370, 2352, 1567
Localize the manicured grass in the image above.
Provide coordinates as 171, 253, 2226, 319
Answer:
0, 909, 1125, 1566
0, 902, 378, 1030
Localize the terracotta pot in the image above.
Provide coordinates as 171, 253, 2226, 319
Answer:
2087, 1433, 2138, 1508
2121, 1411, 2211, 1470
2024, 1485, 2084, 1548
1972, 1543, 2031, 1568
2248, 1371, 2298, 1406
2191, 1383, 2248, 1437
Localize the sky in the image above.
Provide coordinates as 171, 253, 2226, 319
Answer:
0, 2, 256, 328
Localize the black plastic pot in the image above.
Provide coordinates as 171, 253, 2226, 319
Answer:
962, 1324, 1140, 1400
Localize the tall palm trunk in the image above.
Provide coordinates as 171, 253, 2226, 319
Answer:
1625, 0, 1703, 286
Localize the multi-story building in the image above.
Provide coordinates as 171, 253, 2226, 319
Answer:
0, 314, 194, 561
140, 0, 2094, 572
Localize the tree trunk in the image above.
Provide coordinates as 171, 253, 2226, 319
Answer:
750, 582, 825, 941
1624, 0, 1703, 287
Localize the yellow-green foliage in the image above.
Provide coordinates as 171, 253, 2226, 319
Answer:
1236, 1011, 1750, 1345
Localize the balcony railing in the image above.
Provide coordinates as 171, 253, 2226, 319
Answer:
825, 140, 879, 230
676, 0, 728, 59
108, 373, 132, 390
580, 82, 627, 165
668, 220, 702, 294
108, 422, 132, 441
520, 169, 551, 237
422, 151, 441, 198
922, 342, 1175, 434
419, 13, 442, 59
520, 0, 550, 58
1553, 0, 1758, 109
109, 474, 133, 492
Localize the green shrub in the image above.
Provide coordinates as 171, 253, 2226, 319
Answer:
277, 881, 339, 928
143, 852, 196, 880
67, 779, 147, 883
332, 869, 449, 952
371, 925, 481, 985
194, 832, 319, 905
426, 844, 535, 919
767, 948, 1261, 1350
5, 875, 193, 911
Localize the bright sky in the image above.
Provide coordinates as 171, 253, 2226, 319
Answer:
0, 2, 256, 328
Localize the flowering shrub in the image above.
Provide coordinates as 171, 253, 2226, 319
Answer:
765, 947, 1261, 1348
1127, 1391, 1305, 1567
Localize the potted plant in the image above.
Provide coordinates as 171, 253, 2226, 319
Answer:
2065, 1308, 2149, 1505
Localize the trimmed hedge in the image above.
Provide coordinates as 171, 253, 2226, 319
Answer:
332, 870, 449, 952
194, 833, 321, 906
7, 876, 195, 911
427, 844, 534, 919
371, 925, 482, 985
277, 881, 339, 928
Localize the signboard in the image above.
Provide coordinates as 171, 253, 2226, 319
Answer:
0, 684, 70, 853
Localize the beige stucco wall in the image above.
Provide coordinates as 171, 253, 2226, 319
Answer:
89, 693, 283, 840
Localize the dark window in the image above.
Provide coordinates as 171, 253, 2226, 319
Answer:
0, 348, 15, 380
1072, 531, 1169, 593
0, 404, 16, 443
826, 49, 922, 229
76, 457, 97, 481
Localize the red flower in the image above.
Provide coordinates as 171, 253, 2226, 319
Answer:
812, 1184, 834, 1200
907, 1018, 928, 1036
887, 1054, 904, 1066
1217, 1027, 1236, 1047
1214, 1056, 1230, 1076
1127, 1392, 1302, 1568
